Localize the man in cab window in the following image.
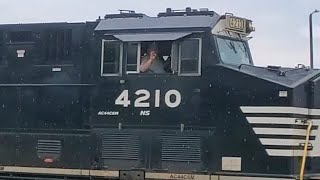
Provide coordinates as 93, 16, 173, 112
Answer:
140, 43, 165, 74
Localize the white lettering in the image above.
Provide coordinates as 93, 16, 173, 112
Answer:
135, 89, 150, 107
115, 90, 130, 107
169, 174, 195, 180
165, 90, 181, 108
155, 90, 160, 108
140, 110, 150, 116
115, 89, 182, 108
98, 111, 119, 116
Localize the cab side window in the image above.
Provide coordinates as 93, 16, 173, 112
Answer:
179, 38, 202, 76
125, 41, 172, 74
126, 42, 140, 74
109, 38, 202, 76
101, 40, 123, 76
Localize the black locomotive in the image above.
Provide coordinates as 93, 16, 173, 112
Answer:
0, 7, 319, 180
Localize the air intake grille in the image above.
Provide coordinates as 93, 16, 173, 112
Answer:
37, 140, 62, 155
101, 133, 139, 160
161, 134, 201, 162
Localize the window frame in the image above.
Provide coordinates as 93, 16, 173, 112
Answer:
214, 35, 254, 65
178, 38, 202, 76
125, 41, 174, 75
100, 39, 123, 77
126, 42, 141, 74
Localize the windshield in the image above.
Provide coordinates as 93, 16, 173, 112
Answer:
216, 37, 251, 65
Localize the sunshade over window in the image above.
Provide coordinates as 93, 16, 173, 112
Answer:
114, 32, 192, 42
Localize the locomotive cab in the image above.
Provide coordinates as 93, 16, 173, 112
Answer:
90, 8, 258, 172
94, 9, 255, 77
91, 8, 320, 177
91, 8, 255, 125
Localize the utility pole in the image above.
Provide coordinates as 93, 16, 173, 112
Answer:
309, 9, 319, 69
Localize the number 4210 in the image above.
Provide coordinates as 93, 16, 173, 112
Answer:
115, 89, 181, 108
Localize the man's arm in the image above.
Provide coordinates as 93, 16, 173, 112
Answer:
140, 57, 154, 72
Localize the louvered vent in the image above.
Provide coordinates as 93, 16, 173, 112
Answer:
102, 133, 139, 160
161, 134, 201, 162
37, 140, 62, 157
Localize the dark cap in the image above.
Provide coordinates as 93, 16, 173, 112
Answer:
147, 43, 159, 54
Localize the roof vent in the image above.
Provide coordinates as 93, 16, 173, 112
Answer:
158, 7, 215, 17
199, 8, 209, 12
105, 10, 145, 19
119, 10, 135, 14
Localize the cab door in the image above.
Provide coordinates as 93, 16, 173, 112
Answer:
92, 36, 205, 171
91, 39, 125, 126
120, 38, 205, 170
93, 36, 204, 127
92, 33, 204, 128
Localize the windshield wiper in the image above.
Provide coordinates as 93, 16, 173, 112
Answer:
228, 41, 237, 53
236, 42, 247, 56
221, 38, 237, 53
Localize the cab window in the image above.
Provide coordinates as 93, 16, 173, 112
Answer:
126, 42, 140, 74
179, 38, 202, 76
216, 37, 251, 65
125, 41, 172, 74
101, 37, 203, 76
101, 40, 123, 76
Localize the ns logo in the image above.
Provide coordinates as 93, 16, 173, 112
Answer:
140, 110, 150, 116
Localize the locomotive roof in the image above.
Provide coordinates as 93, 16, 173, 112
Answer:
0, 22, 86, 30
94, 15, 219, 32
226, 64, 320, 88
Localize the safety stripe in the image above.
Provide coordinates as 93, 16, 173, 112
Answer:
246, 117, 320, 125
251, 124, 318, 130
260, 138, 315, 146
265, 149, 297, 157
266, 149, 320, 157
253, 128, 311, 136
0, 166, 297, 180
214, 176, 293, 180
240, 106, 320, 116
90, 170, 119, 177
0, 166, 118, 177
242, 106, 320, 157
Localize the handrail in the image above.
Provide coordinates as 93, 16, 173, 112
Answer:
300, 121, 313, 180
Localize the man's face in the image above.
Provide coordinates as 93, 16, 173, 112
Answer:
150, 51, 158, 58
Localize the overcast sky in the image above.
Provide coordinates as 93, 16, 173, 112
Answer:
0, 0, 319, 68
